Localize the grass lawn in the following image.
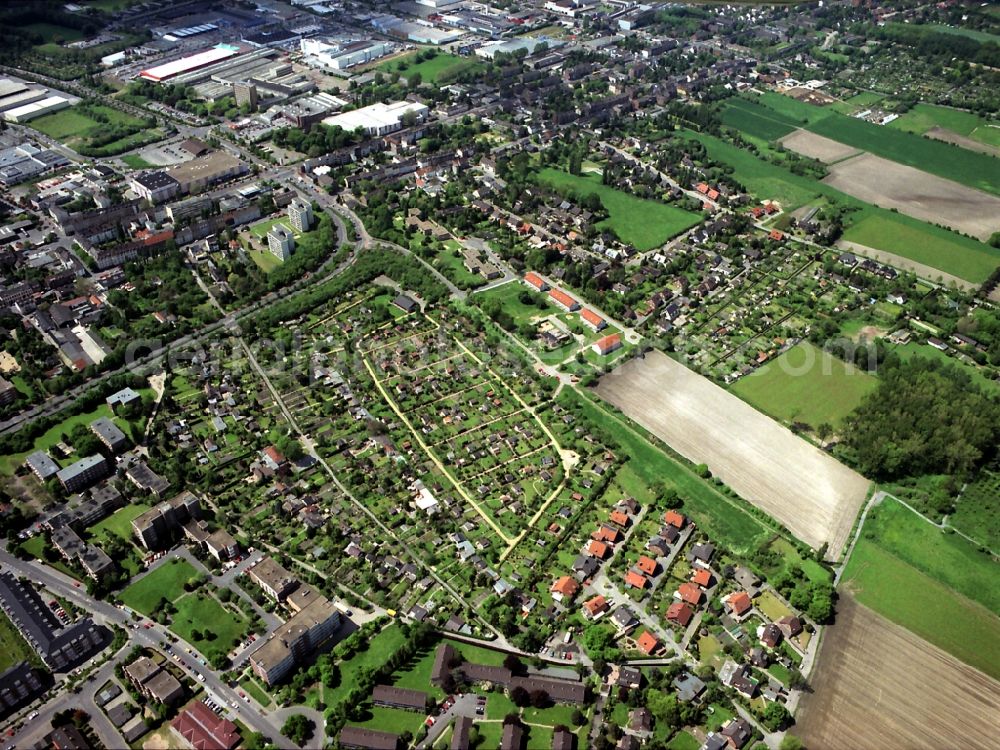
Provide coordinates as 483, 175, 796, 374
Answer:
730, 342, 876, 429
668, 731, 701, 750
841, 539, 1000, 680
564, 389, 772, 554
769, 537, 829, 584
754, 590, 794, 622
326, 624, 407, 706
348, 705, 426, 735
239, 677, 273, 708
829, 91, 885, 115
24, 22, 86, 47
521, 703, 579, 726
19, 536, 81, 580
485, 692, 518, 720
841, 213, 1000, 285
474, 721, 504, 749
721, 97, 799, 141
705, 703, 734, 732
249, 216, 298, 240
449, 639, 510, 667
767, 662, 791, 686
535, 168, 701, 251
862, 498, 999, 615
697, 635, 723, 667
120, 153, 157, 169
28, 105, 156, 155
247, 247, 283, 273
0, 610, 38, 672
87, 503, 151, 541
120, 558, 199, 614
170, 592, 248, 660
379, 51, 483, 83
391, 643, 446, 700
475, 282, 550, 327
887, 103, 999, 145
434, 246, 485, 289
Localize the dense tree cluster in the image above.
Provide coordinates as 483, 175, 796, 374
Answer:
845, 357, 1000, 480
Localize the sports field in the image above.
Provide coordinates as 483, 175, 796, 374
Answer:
379, 52, 482, 83
596, 351, 870, 557
730, 342, 876, 429
536, 168, 701, 251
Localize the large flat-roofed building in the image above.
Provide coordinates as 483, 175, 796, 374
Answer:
287, 199, 312, 232
267, 225, 294, 261
247, 557, 299, 601
130, 171, 181, 204
166, 151, 247, 194
56, 454, 109, 493
140, 44, 242, 82
249, 596, 341, 685
0, 662, 45, 719
90, 417, 130, 454
25, 450, 60, 482
322, 100, 429, 137
132, 491, 201, 551
0, 572, 105, 670
3, 96, 71, 123
124, 656, 184, 706
300, 38, 395, 70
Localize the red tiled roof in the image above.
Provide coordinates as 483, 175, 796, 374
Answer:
769, 230, 784, 241
609, 510, 629, 527
663, 510, 686, 529
637, 556, 658, 576
625, 570, 648, 589
592, 525, 622, 543
585, 540, 609, 559
636, 630, 660, 655
549, 288, 577, 308
691, 568, 712, 587
677, 582, 702, 606
551, 576, 579, 598
581, 308, 605, 328
584, 595, 608, 617
696, 183, 710, 194
666, 602, 693, 627
524, 272, 546, 290
594, 333, 622, 355
726, 591, 752, 615
171, 702, 240, 750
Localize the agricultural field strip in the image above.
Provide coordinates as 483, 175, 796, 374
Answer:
821, 152, 1000, 241
596, 351, 870, 557
798, 595, 1000, 750
778, 129, 862, 164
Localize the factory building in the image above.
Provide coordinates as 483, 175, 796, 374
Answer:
322, 100, 428, 137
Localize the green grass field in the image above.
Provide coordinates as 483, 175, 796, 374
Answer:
28, 104, 161, 156
862, 498, 999, 614
326, 624, 406, 707
565, 389, 773, 553
249, 216, 298, 239
476, 282, 549, 327
170, 593, 248, 660
120, 558, 199, 614
391, 644, 446, 700
24, 22, 86, 48
239, 676, 273, 708
348, 706, 426, 736
721, 97, 799, 141
829, 91, 884, 115
841, 539, 1000, 680
536, 168, 701, 251
120, 154, 157, 169
730, 342, 876, 429
380, 52, 483, 83
888, 103, 1000, 148
893, 22, 1000, 45
0, 610, 38, 672
87, 503, 151, 542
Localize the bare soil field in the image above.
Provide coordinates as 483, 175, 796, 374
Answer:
837, 240, 977, 291
823, 153, 1000, 240
595, 352, 869, 558
779, 129, 861, 163
785, 87, 837, 106
925, 126, 1000, 158
798, 594, 1000, 750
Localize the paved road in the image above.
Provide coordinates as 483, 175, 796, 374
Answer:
0, 550, 309, 748
418, 693, 478, 749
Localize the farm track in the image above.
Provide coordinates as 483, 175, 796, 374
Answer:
798, 594, 1000, 750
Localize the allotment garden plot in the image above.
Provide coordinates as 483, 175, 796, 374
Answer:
596, 351, 870, 559
363, 320, 567, 542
